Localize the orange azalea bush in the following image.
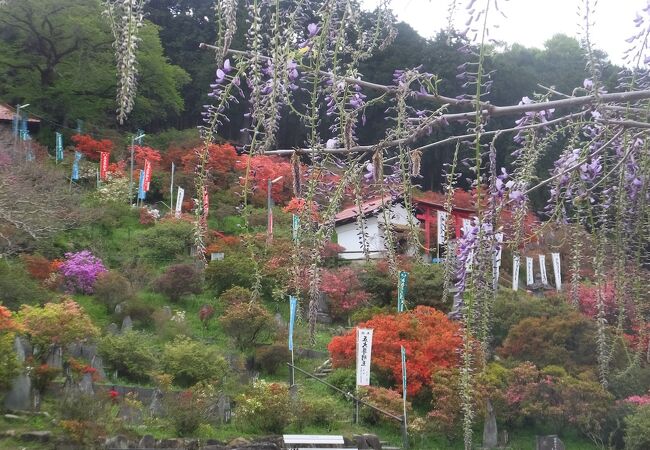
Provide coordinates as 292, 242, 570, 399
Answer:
328, 306, 461, 396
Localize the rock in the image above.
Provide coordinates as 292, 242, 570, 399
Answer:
149, 388, 164, 417
138, 434, 155, 448
20, 431, 51, 442
362, 434, 382, 450
228, 437, 251, 448
106, 323, 119, 335
46, 345, 63, 369
185, 439, 199, 450
3, 414, 26, 421
121, 315, 133, 332
482, 399, 498, 449
3, 374, 31, 411
158, 438, 184, 448
104, 434, 129, 449
162, 306, 173, 318
79, 373, 94, 395
0, 429, 16, 438
114, 302, 126, 315
91, 355, 107, 379
536, 435, 566, 450
274, 313, 286, 328
354, 435, 371, 449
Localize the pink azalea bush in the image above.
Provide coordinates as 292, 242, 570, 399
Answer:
625, 395, 650, 406
320, 267, 369, 319
59, 250, 107, 294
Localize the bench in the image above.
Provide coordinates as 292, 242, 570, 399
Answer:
282, 434, 357, 450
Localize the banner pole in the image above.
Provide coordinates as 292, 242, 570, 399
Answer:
401, 345, 409, 450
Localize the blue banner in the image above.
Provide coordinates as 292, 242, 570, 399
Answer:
72, 151, 81, 180
138, 169, 146, 200
292, 214, 299, 241
288, 296, 298, 351
55, 132, 63, 162
397, 271, 409, 312
20, 118, 28, 141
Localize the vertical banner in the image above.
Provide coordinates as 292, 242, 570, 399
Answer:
551, 253, 562, 291
397, 271, 409, 312
99, 152, 109, 180
288, 296, 297, 351
143, 159, 152, 191
356, 328, 373, 386
512, 255, 520, 291
461, 218, 471, 236
437, 210, 448, 244
138, 169, 146, 200
55, 132, 63, 162
72, 151, 81, 180
493, 233, 503, 288
175, 187, 184, 218
292, 214, 299, 241
20, 118, 28, 141
538, 254, 548, 285
526, 257, 534, 285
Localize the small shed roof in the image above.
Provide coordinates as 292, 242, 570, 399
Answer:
0, 104, 40, 123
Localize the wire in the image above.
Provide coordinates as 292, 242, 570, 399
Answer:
19, 108, 134, 140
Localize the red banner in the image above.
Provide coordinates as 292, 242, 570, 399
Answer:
143, 159, 152, 191
99, 152, 109, 180
202, 187, 209, 219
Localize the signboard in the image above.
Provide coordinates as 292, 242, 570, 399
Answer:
538, 254, 548, 285
175, 187, 184, 218
551, 252, 562, 291
356, 328, 373, 386
512, 255, 520, 291
526, 257, 534, 285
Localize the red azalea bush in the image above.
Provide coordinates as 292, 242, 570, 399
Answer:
320, 267, 370, 319
133, 145, 162, 167
236, 154, 296, 205
20, 254, 59, 283
328, 306, 461, 396
576, 282, 619, 323
71, 134, 113, 160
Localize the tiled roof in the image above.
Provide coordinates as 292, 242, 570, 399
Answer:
334, 195, 395, 223
0, 104, 40, 123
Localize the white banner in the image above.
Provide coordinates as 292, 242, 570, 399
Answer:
538, 254, 548, 285
512, 255, 520, 291
526, 257, 534, 285
175, 187, 184, 218
551, 252, 561, 291
437, 210, 448, 244
493, 233, 503, 288
356, 328, 373, 387
461, 218, 471, 236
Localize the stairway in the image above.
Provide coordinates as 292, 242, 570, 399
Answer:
313, 358, 333, 379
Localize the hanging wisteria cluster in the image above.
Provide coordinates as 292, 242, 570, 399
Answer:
104, 0, 148, 124
110, 0, 650, 448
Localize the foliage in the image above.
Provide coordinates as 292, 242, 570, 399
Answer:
161, 337, 229, 388
121, 297, 156, 328
0, 262, 53, 309
93, 271, 133, 311
407, 263, 446, 310
218, 286, 253, 306
235, 155, 296, 206
624, 404, 650, 450
576, 282, 619, 324
255, 344, 290, 375
154, 263, 203, 302
0, 333, 20, 391
328, 306, 461, 396
359, 386, 413, 427
71, 134, 113, 161
96, 174, 131, 204
59, 250, 107, 294
326, 368, 357, 394
205, 256, 256, 295
491, 291, 573, 348
295, 394, 342, 429
320, 267, 370, 319
133, 145, 162, 167
181, 143, 239, 189
136, 219, 195, 261
165, 388, 210, 436
219, 302, 277, 352
236, 380, 292, 433
18, 299, 99, 359
350, 305, 393, 324
198, 304, 215, 327
498, 311, 598, 370
30, 362, 61, 393
20, 254, 60, 283
98, 330, 158, 382
0, 304, 23, 333
503, 362, 613, 436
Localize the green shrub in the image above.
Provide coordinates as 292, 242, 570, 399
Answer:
327, 368, 357, 394
98, 330, 159, 382
359, 262, 394, 306
161, 337, 229, 388
121, 297, 156, 327
359, 386, 412, 427
350, 306, 392, 324
625, 405, 650, 450
236, 380, 292, 433
218, 286, 253, 306
0, 262, 47, 310
219, 302, 277, 351
491, 291, 572, 348
93, 271, 133, 311
164, 382, 220, 437
136, 220, 194, 261
154, 263, 203, 302
296, 395, 341, 430
255, 344, 290, 375
408, 263, 446, 310
205, 256, 256, 295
